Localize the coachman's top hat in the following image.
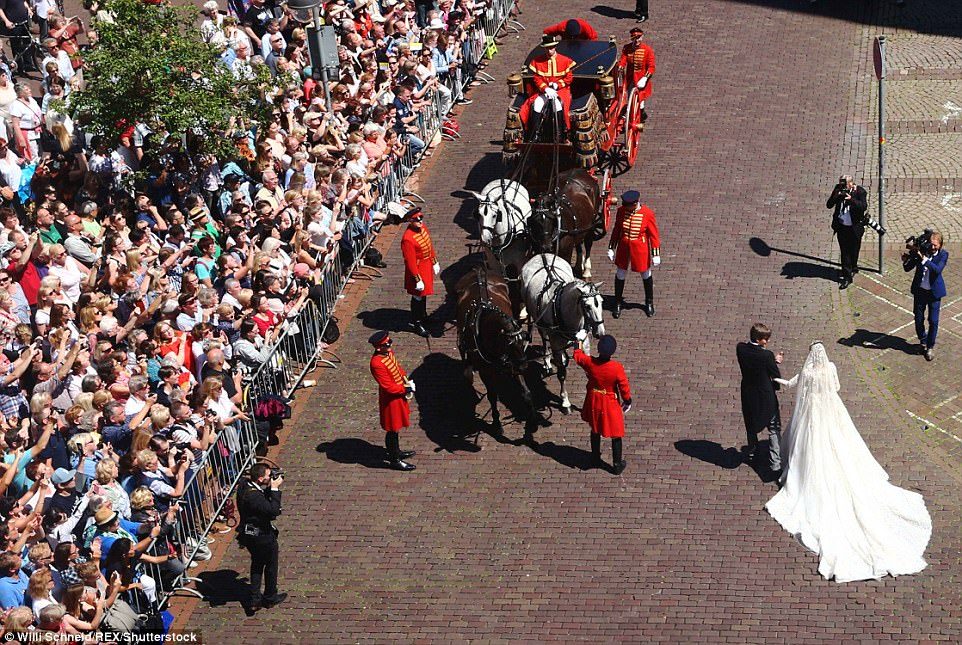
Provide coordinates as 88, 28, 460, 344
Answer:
541, 34, 560, 48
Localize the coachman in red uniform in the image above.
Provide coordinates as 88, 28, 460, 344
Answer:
608, 190, 661, 318
518, 35, 576, 137
369, 331, 417, 471
400, 207, 439, 337
618, 27, 656, 127
573, 334, 631, 474
542, 18, 598, 41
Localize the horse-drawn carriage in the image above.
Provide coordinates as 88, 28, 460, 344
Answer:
503, 37, 644, 176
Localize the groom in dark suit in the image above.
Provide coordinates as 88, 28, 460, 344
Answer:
736, 323, 784, 478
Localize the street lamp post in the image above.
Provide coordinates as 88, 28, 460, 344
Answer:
286, 0, 336, 116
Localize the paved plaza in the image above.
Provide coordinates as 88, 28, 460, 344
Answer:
180, 1, 962, 641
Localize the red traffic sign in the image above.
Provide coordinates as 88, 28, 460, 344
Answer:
873, 36, 886, 80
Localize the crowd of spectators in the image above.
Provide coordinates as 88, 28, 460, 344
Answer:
0, 0, 494, 637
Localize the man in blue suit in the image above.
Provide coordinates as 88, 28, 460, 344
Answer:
902, 230, 948, 361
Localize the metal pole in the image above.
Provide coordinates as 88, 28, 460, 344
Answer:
312, 6, 333, 117
877, 36, 886, 275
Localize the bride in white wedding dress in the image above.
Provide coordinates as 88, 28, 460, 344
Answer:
765, 342, 932, 583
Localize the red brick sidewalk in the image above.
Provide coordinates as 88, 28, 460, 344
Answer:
180, 1, 962, 642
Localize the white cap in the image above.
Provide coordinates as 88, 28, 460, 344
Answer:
428, 18, 446, 30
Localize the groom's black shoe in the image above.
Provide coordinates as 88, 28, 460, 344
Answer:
761, 468, 782, 484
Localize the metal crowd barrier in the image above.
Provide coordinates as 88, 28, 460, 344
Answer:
146, 0, 522, 612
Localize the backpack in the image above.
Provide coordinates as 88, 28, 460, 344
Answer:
322, 316, 340, 345
363, 246, 386, 268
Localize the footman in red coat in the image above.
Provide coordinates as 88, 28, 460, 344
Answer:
573, 333, 631, 474
369, 331, 417, 471
608, 190, 661, 319
542, 18, 598, 41
400, 207, 439, 337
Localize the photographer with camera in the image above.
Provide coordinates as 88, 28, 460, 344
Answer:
902, 230, 948, 361
826, 174, 868, 290
236, 462, 286, 613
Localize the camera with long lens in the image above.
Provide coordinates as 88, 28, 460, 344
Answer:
906, 229, 935, 256
865, 218, 886, 234
270, 467, 285, 479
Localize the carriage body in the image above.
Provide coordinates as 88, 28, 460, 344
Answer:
504, 38, 626, 169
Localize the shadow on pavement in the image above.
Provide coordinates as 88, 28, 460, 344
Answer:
837, 328, 919, 355
527, 437, 599, 471
356, 307, 411, 333
194, 569, 249, 609
590, 5, 637, 20
750, 236, 839, 267
780, 260, 840, 282
315, 438, 391, 469
675, 439, 744, 469
410, 352, 486, 453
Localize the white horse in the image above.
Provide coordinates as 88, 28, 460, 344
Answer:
521, 253, 606, 414
470, 179, 532, 279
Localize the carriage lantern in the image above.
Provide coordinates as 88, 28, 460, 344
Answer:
507, 73, 523, 97
599, 74, 615, 101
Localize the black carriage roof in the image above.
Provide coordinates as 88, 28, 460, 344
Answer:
522, 39, 619, 79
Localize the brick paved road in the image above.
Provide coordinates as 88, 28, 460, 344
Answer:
182, 1, 962, 641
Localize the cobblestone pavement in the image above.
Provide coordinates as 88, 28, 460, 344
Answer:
180, 1, 962, 642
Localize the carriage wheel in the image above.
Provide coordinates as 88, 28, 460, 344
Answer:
624, 90, 642, 168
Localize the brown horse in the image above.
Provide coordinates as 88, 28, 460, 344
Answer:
527, 168, 601, 279
455, 266, 539, 435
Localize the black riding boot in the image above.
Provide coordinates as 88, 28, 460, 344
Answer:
386, 432, 415, 471
410, 297, 428, 337
590, 433, 602, 466
642, 276, 654, 317
528, 112, 544, 142
612, 438, 626, 475
613, 278, 625, 319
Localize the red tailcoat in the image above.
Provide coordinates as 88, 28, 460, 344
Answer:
574, 349, 631, 438
618, 42, 655, 102
370, 349, 411, 432
518, 51, 576, 128
401, 223, 437, 296
611, 204, 660, 273
543, 19, 598, 41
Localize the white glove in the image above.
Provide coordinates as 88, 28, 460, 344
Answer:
407, 380, 416, 392
621, 402, 632, 414
607, 248, 615, 262
637, 77, 648, 90
415, 279, 425, 292
543, 87, 558, 100
433, 262, 440, 276
652, 255, 661, 266
548, 82, 558, 90
575, 329, 588, 342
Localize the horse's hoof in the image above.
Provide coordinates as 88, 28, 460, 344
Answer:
491, 422, 504, 435
561, 406, 571, 415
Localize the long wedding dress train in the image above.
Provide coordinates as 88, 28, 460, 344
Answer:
764, 343, 932, 583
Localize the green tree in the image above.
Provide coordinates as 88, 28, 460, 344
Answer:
69, 0, 272, 155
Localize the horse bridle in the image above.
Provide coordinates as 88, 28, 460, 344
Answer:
462, 299, 528, 369
578, 283, 604, 336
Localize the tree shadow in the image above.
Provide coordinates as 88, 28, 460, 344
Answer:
315, 438, 391, 469
590, 5, 637, 20
837, 328, 919, 355
780, 261, 841, 283
675, 439, 744, 470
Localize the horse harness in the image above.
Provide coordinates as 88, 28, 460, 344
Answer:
459, 271, 526, 368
